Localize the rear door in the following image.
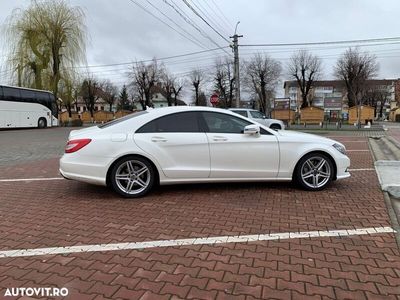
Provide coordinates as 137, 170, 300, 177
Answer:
201, 111, 279, 178
134, 111, 210, 179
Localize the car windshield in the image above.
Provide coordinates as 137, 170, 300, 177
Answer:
98, 111, 148, 128
250, 110, 266, 119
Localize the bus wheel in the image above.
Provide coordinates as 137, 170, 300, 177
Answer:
38, 118, 47, 129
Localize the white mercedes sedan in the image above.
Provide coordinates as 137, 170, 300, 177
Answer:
60, 106, 350, 198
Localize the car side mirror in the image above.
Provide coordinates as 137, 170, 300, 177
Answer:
244, 124, 260, 135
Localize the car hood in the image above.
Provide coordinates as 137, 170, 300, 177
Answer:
276, 130, 342, 146
68, 126, 101, 140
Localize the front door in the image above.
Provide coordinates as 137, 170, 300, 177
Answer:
200, 111, 279, 178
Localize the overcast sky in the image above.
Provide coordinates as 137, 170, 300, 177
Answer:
1, 0, 400, 98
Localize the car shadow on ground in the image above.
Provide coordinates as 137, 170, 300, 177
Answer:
67, 180, 345, 202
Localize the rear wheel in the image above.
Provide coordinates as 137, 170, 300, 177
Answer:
110, 156, 155, 198
294, 153, 334, 191
270, 124, 281, 130
38, 118, 47, 129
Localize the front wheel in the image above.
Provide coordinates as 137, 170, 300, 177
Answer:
110, 156, 156, 198
38, 118, 47, 129
294, 153, 334, 191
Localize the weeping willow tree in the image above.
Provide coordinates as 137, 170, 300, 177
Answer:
58, 71, 81, 119
4, 0, 87, 97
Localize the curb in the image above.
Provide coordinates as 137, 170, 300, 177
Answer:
368, 138, 400, 248
383, 192, 400, 248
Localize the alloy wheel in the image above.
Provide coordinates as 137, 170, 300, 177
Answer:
300, 156, 331, 189
114, 160, 151, 195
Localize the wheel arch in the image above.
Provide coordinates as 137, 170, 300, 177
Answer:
292, 150, 338, 181
38, 117, 47, 128
106, 153, 160, 187
269, 123, 282, 129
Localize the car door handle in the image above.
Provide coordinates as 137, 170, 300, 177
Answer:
212, 136, 228, 142
151, 137, 168, 142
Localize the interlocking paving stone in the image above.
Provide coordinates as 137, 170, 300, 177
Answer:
0, 129, 399, 299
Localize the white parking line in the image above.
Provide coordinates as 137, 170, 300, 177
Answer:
0, 177, 63, 182
0, 226, 394, 258
339, 141, 368, 143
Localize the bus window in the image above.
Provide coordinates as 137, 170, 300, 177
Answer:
3, 87, 21, 101
0, 86, 3, 98
20, 89, 36, 102
36, 92, 50, 110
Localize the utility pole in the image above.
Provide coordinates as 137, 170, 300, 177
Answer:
230, 22, 243, 108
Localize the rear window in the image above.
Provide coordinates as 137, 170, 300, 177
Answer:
98, 111, 148, 128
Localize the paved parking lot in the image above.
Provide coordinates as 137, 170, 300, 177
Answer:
0, 127, 399, 299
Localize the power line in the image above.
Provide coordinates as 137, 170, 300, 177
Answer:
126, 0, 205, 49
240, 36, 400, 47
208, 0, 234, 30
143, 0, 209, 49
240, 41, 400, 54
72, 46, 229, 69
162, 0, 231, 55
181, 0, 230, 44
188, 0, 231, 37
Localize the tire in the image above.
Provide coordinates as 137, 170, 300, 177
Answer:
270, 124, 281, 130
294, 153, 334, 191
110, 156, 156, 198
38, 118, 47, 129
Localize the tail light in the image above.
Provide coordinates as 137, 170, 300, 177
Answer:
65, 139, 91, 153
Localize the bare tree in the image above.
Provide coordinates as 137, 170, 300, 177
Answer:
364, 87, 390, 119
130, 59, 163, 109
172, 77, 184, 106
214, 58, 234, 108
287, 50, 322, 108
335, 48, 379, 108
80, 76, 99, 119
161, 71, 175, 106
243, 53, 281, 116
197, 91, 207, 106
59, 73, 79, 119
101, 79, 118, 112
190, 69, 204, 106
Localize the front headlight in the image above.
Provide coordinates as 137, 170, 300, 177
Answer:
333, 143, 346, 155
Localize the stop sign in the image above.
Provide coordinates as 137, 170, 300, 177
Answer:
210, 94, 219, 105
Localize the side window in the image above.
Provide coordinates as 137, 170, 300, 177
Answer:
136, 112, 200, 133
232, 110, 248, 117
20, 90, 36, 102
2, 87, 20, 101
0, 86, 3, 99
250, 111, 265, 119
201, 112, 251, 134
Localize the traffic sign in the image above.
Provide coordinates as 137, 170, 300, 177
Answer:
210, 94, 219, 106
